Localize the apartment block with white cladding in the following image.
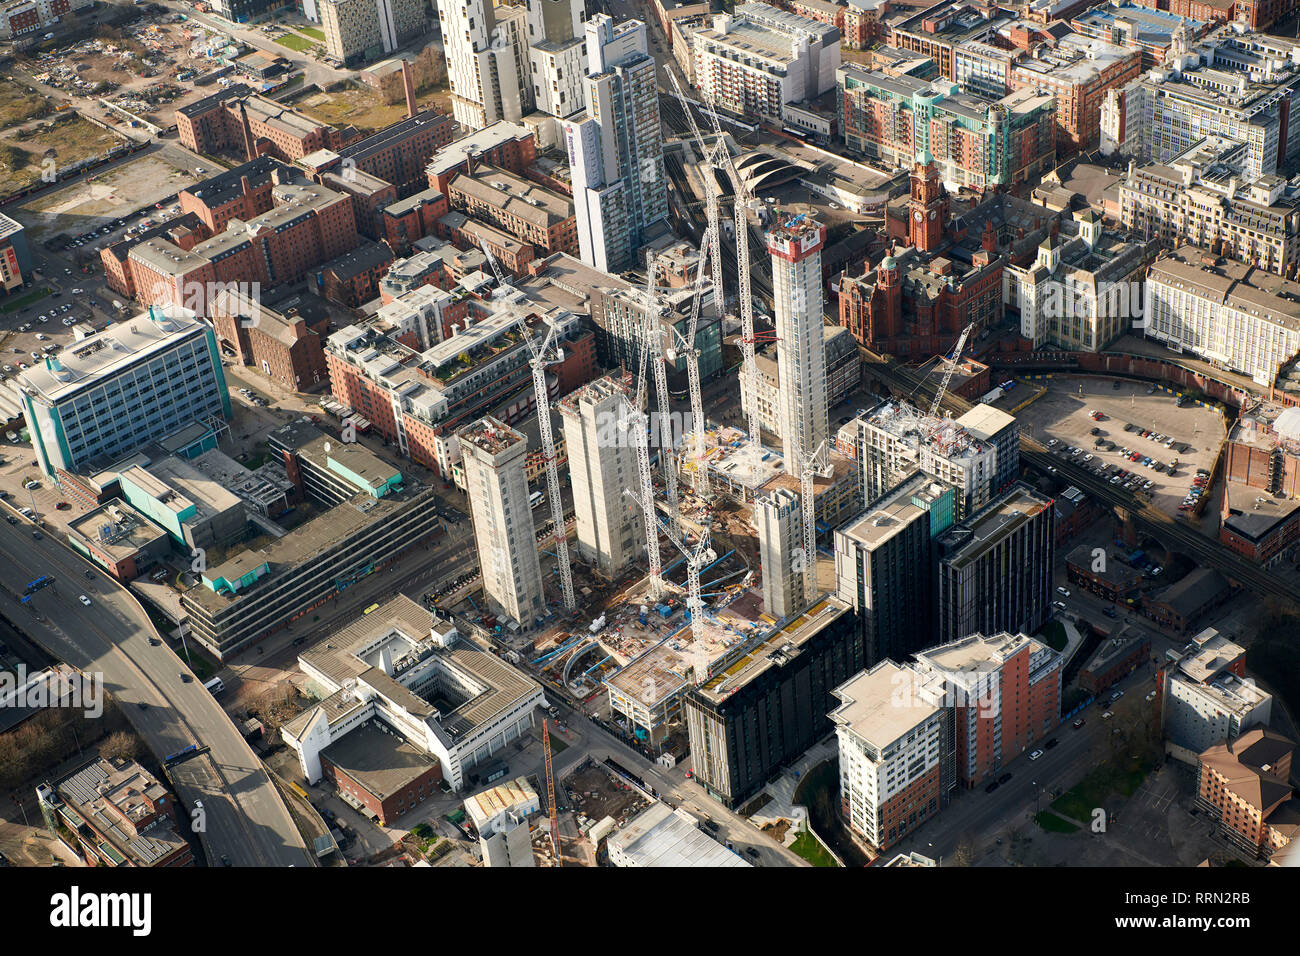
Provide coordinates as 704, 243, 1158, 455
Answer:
1144, 245, 1300, 388
437, 0, 532, 129
831, 661, 949, 851
526, 0, 587, 120
688, 2, 841, 126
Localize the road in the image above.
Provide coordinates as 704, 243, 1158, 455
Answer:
0, 509, 311, 867
891, 666, 1158, 862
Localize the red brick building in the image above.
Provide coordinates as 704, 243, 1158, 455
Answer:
446, 164, 578, 257
915, 631, 1062, 787
319, 722, 442, 826
210, 289, 330, 392
425, 121, 538, 195
380, 187, 450, 252
176, 85, 357, 163
1198, 729, 1300, 860
313, 240, 395, 308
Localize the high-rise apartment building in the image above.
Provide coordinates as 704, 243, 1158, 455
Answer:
437, 0, 533, 130
318, 0, 426, 64
564, 16, 668, 273
14, 306, 232, 479
754, 486, 806, 621
526, 0, 587, 120
913, 630, 1063, 787
459, 416, 547, 627
937, 482, 1055, 645
688, 4, 841, 127
768, 214, 829, 469
558, 376, 643, 580
831, 661, 950, 851
835, 471, 955, 665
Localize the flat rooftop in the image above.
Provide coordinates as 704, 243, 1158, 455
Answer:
15, 307, 209, 404
830, 661, 942, 750
67, 499, 169, 562
320, 720, 440, 798
609, 803, 750, 867
939, 484, 1052, 568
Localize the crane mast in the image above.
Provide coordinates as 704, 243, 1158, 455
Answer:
543, 718, 560, 866
526, 321, 576, 612
626, 253, 664, 601
928, 322, 975, 419
647, 300, 682, 541
796, 440, 828, 610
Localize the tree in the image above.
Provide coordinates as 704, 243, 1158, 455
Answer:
101, 731, 140, 763
948, 836, 976, 867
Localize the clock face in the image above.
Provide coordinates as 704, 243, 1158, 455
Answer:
914, 210, 923, 222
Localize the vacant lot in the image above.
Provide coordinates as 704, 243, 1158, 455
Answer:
0, 115, 127, 196
300, 82, 452, 133
0, 79, 56, 128
17, 152, 197, 239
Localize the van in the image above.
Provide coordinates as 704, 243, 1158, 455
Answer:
203, 676, 225, 695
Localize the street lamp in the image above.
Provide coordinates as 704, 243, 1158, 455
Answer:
927, 841, 943, 867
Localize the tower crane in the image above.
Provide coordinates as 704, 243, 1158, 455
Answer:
667, 74, 763, 449
794, 439, 829, 611
524, 316, 576, 612
665, 242, 712, 494
927, 322, 975, 419
543, 718, 560, 866
623, 486, 717, 685
622, 252, 665, 601
478, 237, 508, 289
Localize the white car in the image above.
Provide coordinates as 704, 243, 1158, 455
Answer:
1028, 749, 1044, 761
1056, 586, 1070, 597
78, 595, 92, 606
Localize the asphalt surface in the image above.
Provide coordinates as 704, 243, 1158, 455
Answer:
0, 508, 311, 867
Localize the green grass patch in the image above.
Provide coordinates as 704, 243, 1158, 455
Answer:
1038, 619, 1068, 652
790, 829, 839, 867
298, 26, 326, 41
1035, 811, 1080, 834
1051, 763, 1147, 823
275, 33, 318, 52
0, 286, 50, 313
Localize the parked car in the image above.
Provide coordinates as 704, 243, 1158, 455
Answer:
1028, 749, 1044, 761
1056, 586, 1070, 597
1073, 718, 1086, 729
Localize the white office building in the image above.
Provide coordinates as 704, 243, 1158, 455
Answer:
13, 305, 231, 478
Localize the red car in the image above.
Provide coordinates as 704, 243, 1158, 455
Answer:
55, 502, 71, 510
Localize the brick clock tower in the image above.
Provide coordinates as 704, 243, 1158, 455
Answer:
908, 159, 948, 253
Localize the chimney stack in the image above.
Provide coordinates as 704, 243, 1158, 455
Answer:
401, 59, 418, 120
238, 101, 256, 162
240, 174, 253, 202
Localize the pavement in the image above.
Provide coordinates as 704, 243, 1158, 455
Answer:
0, 504, 312, 867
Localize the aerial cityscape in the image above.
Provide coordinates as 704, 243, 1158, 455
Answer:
0, 0, 1297, 901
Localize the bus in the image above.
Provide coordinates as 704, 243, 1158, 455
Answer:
529, 491, 544, 510
203, 676, 225, 695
